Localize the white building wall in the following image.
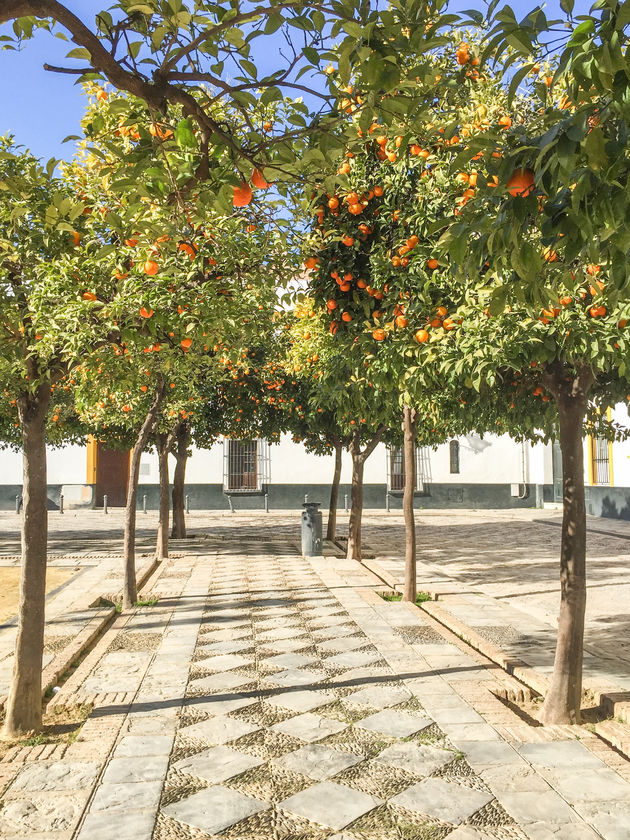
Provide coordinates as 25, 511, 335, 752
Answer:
0, 448, 22, 484
0, 443, 86, 485
6, 416, 630, 492
138, 443, 225, 486
611, 404, 630, 487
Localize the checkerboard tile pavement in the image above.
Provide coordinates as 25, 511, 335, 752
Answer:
153, 554, 526, 840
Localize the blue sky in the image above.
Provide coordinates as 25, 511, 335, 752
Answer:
0, 0, 585, 162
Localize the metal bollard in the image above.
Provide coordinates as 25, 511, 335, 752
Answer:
301, 502, 323, 557
103, 494, 108, 515
59, 494, 64, 514
15, 495, 20, 514
386, 492, 390, 513
185, 494, 190, 514
344, 494, 348, 513
304, 493, 308, 504
227, 495, 234, 513
142, 494, 147, 514
264, 493, 269, 513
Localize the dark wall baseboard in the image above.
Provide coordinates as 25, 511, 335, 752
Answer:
4, 482, 630, 521
0, 482, 541, 512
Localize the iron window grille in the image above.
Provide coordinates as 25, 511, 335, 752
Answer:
449, 440, 460, 474
591, 437, 610, 485
386, 445, 431, 494
223, 438, 270, 493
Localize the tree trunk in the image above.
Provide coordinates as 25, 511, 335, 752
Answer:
402, 406, 418, 603
156, 434, 170, 561
3, 384, 50, 737
346, 445, 364, 561
171, 421, 190, 539
327, 439, 342, 542
540, 368, 592, 725
346, 427, 386, 562
122, 378, 166, 610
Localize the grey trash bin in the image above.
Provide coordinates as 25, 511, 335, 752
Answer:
301, 502, 323, 557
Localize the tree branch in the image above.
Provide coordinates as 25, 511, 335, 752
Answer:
43, 63, 91, 74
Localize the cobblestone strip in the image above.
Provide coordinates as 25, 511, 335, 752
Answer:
312, 553, 630, 840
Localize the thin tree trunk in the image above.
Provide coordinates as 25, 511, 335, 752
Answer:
346, 426, 386, 561
123, 378, 166, 610
4, 384, 50, 737
402, 405, 418, 603
540, 367, 593, 725
156, 434, 170, 561
347, 445, 364, 561
171, 421, 190, 539
327, 438, 342, 542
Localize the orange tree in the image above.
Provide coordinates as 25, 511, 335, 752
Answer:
287, 299, 393, 562
71, 203, 291, 606
300, 46, 513, 584
0, 139, 130, 737
435, 279, 630, 725
422, 28, 630, 722
0, 1, 475, 204
476, 0, 630, 295
76, 343, 206, 566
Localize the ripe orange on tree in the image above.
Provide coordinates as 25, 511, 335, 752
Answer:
251, 168, 271, 189
233, 182, 253, 207
506, 168, 535, 197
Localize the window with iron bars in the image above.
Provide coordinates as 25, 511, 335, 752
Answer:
387, 446, 431, 493
590, 436, 611, 486
223, 439, 270, 493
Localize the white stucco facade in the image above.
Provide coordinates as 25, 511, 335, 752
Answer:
2, 402, 630, 506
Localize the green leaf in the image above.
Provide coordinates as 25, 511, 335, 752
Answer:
265, 13, 283, 33
65, 47, 91, 60
582, 126, 607, 170
303, 46, 320, 65
508, 63, 535, 105
175, 118, 196, 149
240, 59, 257, 78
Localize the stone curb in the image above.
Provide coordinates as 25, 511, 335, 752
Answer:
362, 554, 630, 758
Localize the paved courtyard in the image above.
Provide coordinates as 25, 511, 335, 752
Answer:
359, 509, 630, 694
0, 511, 628, 838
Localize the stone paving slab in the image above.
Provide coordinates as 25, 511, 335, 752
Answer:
163, 785, 269, 834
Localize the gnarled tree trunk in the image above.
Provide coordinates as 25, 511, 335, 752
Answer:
402, 405, 418, 603
123, 377, 166, 610
346, 426, 385, 561
171, 421, 190, 539
326, 438, 342, 542
4, 383, 50, 737
540, 365, 593, 725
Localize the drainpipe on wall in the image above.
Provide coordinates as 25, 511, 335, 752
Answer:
517, 441, 529, 499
